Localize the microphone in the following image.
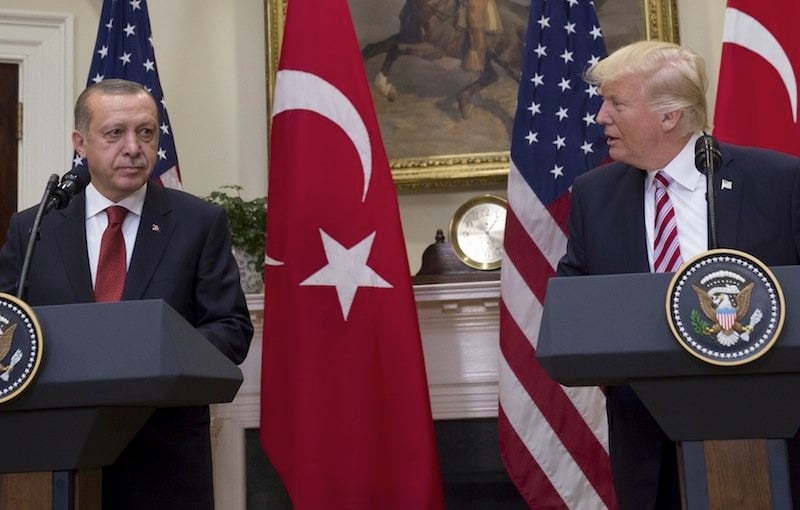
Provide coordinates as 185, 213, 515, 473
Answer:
694, 134, 722, 175
45, 166, 91, 213
694, 133, 721, 249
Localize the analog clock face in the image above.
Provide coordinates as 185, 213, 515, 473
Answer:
449, 195, 507, 270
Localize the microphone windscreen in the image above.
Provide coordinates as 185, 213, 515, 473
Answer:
694, 134, 722, 174
63, 166, 91, 190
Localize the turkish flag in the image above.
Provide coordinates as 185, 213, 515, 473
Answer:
714, 0, 800, 155
259, 0, 445, 508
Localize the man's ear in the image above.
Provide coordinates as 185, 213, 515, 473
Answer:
72, 129, 86, 158
661, 109, 682, 132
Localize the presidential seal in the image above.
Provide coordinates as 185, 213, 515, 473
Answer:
666, 249, 784, 366
0, 293, 43, 404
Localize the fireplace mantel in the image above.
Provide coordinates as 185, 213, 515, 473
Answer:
210, 280, 502, 509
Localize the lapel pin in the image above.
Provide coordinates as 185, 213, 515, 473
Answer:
151, 224, 160, 232
721, 179, 733, 190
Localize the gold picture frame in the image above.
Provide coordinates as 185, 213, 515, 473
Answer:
264, 0, 679, 191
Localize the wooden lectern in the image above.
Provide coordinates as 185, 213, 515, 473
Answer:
537, 267, 800, 508
0, 300, 243, 510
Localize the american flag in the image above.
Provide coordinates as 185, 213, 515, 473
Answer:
76, 0, 181, 188
498, 0, 617, 507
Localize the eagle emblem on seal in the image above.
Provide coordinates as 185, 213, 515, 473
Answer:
0, 323, 22, 382
691, 270, 763, 347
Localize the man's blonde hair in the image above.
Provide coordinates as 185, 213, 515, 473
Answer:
586, 40, 709, 134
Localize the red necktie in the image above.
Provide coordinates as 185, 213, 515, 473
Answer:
95, 206, 129, 302
653, 171, 683, 273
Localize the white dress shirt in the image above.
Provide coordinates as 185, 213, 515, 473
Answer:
85, 183, 147, 287
643, 133, 708, 271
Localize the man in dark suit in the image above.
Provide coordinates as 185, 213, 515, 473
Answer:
556, 40, 800, 509
0, 79, 253, 509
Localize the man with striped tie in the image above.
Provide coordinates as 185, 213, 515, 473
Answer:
557, 40, 800, 509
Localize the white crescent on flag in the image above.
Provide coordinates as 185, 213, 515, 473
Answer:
723, 7, 798, 122
272, 69, 373, 199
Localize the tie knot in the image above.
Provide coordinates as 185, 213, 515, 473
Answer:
106, 206, 128, 226
654, 171, 673, 189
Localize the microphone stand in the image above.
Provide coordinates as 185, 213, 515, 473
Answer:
17, 174, 60, 300
704, 137, 718, 250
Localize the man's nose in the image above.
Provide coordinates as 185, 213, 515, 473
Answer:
596, 100, 612, 125
122, 132, 141, 155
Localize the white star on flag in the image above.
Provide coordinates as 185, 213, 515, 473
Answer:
538, 15, 550, 29
299, 230, 392, 320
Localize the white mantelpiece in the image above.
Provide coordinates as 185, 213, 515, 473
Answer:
210, 280, 502, 509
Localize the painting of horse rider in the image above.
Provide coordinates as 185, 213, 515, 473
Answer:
354, 0, 654, 163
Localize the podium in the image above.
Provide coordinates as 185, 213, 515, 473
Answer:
537, 267, 800, 508
0, 300, 243, 509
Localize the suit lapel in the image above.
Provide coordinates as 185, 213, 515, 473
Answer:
713, 146, 743, 248
54, 195, 95, 301
623, 166, 650, 272
122, 185, 173, 300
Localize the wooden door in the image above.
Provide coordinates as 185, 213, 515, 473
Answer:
0, 63, 18, 247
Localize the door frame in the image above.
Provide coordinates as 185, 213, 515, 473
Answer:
0, 10, 73, 210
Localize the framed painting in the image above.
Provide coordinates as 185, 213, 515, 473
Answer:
264, 0, 679, 190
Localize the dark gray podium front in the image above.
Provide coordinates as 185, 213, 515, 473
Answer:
537, 266, 800, 509
0, 299, 243, 509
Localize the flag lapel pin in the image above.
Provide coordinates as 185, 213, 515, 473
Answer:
721, 179, 733, 190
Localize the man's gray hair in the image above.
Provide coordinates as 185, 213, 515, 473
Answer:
74, 79, 157, 134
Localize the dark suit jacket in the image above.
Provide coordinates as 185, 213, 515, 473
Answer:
0, 184, 253, 510
556, 143, 800, 509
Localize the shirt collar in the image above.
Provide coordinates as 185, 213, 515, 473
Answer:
85, 183, 147, 219
647, 133, 704, 191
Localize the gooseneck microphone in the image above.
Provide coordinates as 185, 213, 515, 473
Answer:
45, 166, 92, 213
694, 133, 722, 250
17, 167, 92, 299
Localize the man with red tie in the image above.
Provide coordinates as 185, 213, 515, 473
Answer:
556, 40, 800, 508
0, 79, 253, 509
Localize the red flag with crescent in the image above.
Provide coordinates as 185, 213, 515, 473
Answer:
714, 0, 800, 156
259, 0, 445, 508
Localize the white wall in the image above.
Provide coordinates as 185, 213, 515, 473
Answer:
6, 0, 729, 272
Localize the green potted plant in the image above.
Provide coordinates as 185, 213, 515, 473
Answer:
204, 185, 266, 294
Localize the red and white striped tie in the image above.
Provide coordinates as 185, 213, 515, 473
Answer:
653, 171, 683, 272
